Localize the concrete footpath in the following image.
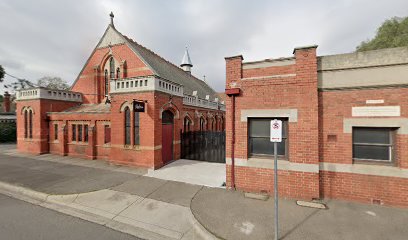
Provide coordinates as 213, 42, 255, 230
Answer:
1, 145, 408, 240
0, 147, 214, 240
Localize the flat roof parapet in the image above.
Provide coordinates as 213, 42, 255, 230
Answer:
318, 46, 408, 71
225, 55, 244, 61
16, 87, 83, 102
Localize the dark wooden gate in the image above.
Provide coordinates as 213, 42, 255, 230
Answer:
180, 131, 225, 163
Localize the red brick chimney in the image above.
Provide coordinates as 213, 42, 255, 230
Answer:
3, 91, 11, 112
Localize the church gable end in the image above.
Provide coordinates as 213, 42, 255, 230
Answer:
71, 25, 154, 104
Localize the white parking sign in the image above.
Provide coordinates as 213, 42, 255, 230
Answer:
270, 120, 282, 142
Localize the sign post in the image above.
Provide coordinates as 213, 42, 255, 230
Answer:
270, 119, 282, 240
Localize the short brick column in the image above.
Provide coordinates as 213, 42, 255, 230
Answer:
86, 122, 97, 159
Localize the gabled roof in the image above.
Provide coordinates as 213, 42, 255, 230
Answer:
124, 35, 218, 99
72, 24, 219, 100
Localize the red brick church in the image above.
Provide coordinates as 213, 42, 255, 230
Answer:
15, 13, 225, 169
15, 13, 408, 207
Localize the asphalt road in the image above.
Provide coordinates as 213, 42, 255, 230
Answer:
0, 194, 143, 240
0, 153, 141, 195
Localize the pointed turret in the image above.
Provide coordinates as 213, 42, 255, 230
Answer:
180, 47, 193, 73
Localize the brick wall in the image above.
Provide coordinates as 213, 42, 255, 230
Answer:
16, 99, 80, 154
319, 87, 408, 206
320, 171, 408, 207
225, 46, 320, 200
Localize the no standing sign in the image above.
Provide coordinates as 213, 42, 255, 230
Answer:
270, 119, 282, 142
270, 119, 282, 240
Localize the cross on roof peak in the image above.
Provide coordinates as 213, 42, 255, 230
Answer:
109, 12, 115, 27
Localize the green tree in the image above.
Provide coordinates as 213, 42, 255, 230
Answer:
0, 65, 5, 83
357, 16, 408, 52
5, 78, 36, 91
0, 67, 36, 91
37, 76, 70, 90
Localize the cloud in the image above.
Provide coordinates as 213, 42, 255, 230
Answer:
0, 0, 407, 93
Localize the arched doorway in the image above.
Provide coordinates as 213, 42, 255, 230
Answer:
162, 110, 174, 164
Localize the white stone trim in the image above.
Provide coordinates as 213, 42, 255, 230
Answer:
97, 26, 126, 49
109, 76, 225, 111
182, 112, 194, 126
226, 158, 408, 178
352, 106, 400, 117
343, 118, 408, 134
226, 158, 319, 173
110, 76, 184, 97
21, 106, 35, 115
16, 88, 82, 102
366, 99, 384, 104
241, 73, 296, 81
119, 101, 133, 113
183, 94, 225, 111
240, 109, 298, 122
320, 162, 408, 179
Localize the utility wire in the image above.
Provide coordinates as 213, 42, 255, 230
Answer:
5, 72, 31, 82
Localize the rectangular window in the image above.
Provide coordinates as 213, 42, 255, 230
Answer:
78, 125, 83, 142
104, 125, 111, 144
248, 118, 288, 158
72, 124, 76, 141
84, 125, 88, 142
353, 127, 395, 163
54, 124, 58, 140
134, 112, 140, 145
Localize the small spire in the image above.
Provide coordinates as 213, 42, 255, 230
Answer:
109, 12, 115, 27
181, 47, 193, 73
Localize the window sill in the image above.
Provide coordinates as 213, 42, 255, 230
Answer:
68, 142, 88, 146
353, 159, 395, 167
123, 145, 141, 151
249, 154, 287, 161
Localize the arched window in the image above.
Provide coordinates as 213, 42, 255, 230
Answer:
124, 107, 131, 145
104, 69, 109, 96
116, 67, 121, 79
211, 119, 215, 131
28, 110, 33, 138
24, 110, 28, 138
162, 110, 174, 124
109, 57, 115, 79
218, 117, 222, 131
184, 117, 191, 132
200, 117, 205, 131
134, 111, 140, 145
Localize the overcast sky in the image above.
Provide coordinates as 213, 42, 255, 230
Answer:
1, 0, 407, 93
